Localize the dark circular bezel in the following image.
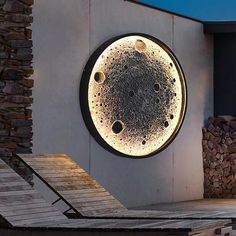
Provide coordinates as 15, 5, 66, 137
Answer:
80, 33, 187, 158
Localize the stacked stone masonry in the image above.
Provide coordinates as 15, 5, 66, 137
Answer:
0, 0, 33, 182
203, 116, 236, 198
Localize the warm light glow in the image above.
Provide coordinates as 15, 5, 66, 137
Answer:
86, 35, 186, 157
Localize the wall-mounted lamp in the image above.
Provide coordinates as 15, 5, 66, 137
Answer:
80, 33, 187, 158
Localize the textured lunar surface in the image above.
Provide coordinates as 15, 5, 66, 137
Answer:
87, 35, 186, 157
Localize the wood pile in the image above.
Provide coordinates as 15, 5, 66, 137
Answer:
203, 116, 236, 198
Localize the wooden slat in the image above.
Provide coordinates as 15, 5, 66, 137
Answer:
81, 208, 129, 217
16, 154, 236, 222
7, 211, 65, 221
34, 169, 85, 174
0, 172, 19, 178
68, 197, 120, 206
28, 218, 231, 232
54, 185, 104, 191
3, 207, 62, 217
12, 215, 67, 226
0, 198, 46, 208
48, 180, 99, 187
0, 185, 32, 192
0, 159, 67, 227
62, 192, 110, 199
0, 169, 17, 174
0, 181, 29, 187
59, 188, 107, 195
72, 202, 125, 211
0, 177, 28, 183
0, 189, 38, 197
18, 154, 68, 159
23, 159, 74, 164
44, 176, 99, 184
0, 202, 54, 211
18, 154, 127, 217
26, 163, 78, 169
0, 193, 42, 203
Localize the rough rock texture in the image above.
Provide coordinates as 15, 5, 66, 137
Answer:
203, 116, 236, 198
0, 0, 33, 183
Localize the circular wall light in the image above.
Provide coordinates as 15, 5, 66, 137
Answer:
80, 34, 187, 158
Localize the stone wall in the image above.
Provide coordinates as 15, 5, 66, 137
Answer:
0, 0, 33, 182
203, 116, 236, 198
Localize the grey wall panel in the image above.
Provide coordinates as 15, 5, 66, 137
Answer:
89, 0, 173, 50
32, 0, 90, 170
32, 0, 213, 207
172, 16, 213, 201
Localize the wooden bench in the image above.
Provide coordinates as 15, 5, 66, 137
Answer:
7, 219, 232, 236
0, 158, 67, 227
17, 154, 236, 222
0, 157, 232, 235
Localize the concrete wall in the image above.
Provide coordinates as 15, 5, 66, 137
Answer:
32, 0, 213, 207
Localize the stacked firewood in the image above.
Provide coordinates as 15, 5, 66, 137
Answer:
203, 116, 236, 198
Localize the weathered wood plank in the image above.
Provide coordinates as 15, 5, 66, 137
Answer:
62, 192, 111, 199
0, 194, 44, 204
42, 174, 97, 180
8, 211, 65, 221
0, 202, 53, 211
0, 173, 19, 178
0, 199, 46, 208
72, 203, 125, 212
0, 185, 32, 192
30, 218, 230, 231
0, 177, 27, 183
17, 154, 236, 222
0, 158, 68, 227
81, 207, 130, 216
32, 164, 78, 169
43, 176, 94, 182
0, 189, 38, 197
19, 154, 68, 159
33, 169, 86, 175
78, 205, 127, 212
12, 215, 67, 226
49, 180, 99, 187
3, 207, 62, 217
16, 154, 141, 216
59, 188, 107, 195
0, 169, 17, 174
67, 197, 120, 205
22, 159, 74, 164
54, 185, 105, 191
0, 181, 29, 187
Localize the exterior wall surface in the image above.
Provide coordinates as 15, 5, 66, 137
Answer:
32, 0, 213, 207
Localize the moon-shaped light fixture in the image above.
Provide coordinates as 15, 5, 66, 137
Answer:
80, 34, 187, 158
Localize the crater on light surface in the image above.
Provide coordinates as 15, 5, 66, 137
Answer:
87, 35, 186, 157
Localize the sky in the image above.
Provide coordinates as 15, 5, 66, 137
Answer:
137, 0, 236, 21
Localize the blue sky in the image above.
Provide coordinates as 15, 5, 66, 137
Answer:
137, 0, 236, 21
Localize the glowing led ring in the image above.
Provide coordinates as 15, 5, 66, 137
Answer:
80, 34, 187, 158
